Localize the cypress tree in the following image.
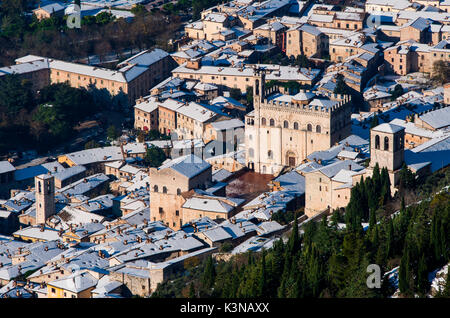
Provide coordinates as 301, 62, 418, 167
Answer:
372, 163, 381, 193
346, 183, 363, 232
399, 244, 412, 296
366, 178, 377, 215
287, 214, 300, 254
271, 239, 284, 287
372, 225, 380, 248
386, 217, 395, 257
202, 256, 216, 289
440, 220, 447, 261
380, 167, 391, 204
431, 212, 441, 262
277, 274, 287, 298
370, 114, 379, 128
258, 249, 267, 297
330, 209, 340, 229
375, 237, 387, 269
417, 253, 429, 296
328, 252, 347, 294
369, 208, 377, 231
231, 268, 239, 298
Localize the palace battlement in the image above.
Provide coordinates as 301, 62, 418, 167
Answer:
259, 86, 351, 116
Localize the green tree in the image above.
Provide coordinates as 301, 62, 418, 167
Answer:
296, 54, 311, 68
334, 74, 351, 95
202, 256, 216, 289
258, 249, 267, 297
229, 88, 242, 101
398, 163, 416, 193
143, 146, 166, 167
0, 74, 34, 116
131, 4, 148, 15
431, 60, 450, 84
399, 244, 413, 296
107, 125, 120, 140
390, 84, 403, 100
287, 215, 300, 255
416, 253, 429, 296
95, 11, 115, 25
219, 242, 233, 253
370, 114, 379, 128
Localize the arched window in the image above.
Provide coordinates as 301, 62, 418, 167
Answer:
293, 122, 299, 130
163, 186, 168, 194
316, 125, 321, 133
375, 135, 380, 149
176, 188, 181, 195
248, 148, 254, 158
261, 117, 266, 126
153, 185, 158, 192
384, 136, 389, 150
268, 150, 273, 159
269, 119, 275, 126
283, 120, 289, 128
307, 123, 312, 132
396, 135, 403, 151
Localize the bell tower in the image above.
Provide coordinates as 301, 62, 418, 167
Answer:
252, 67, 266, 173
35, 173, 55, 225
370, 123, 405, 172
253, 66, 266, 106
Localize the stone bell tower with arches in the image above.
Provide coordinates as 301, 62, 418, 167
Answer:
35, 173, 55, 225
368, 122, 405, 187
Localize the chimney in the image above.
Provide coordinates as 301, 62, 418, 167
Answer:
348, 164, 352, 171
